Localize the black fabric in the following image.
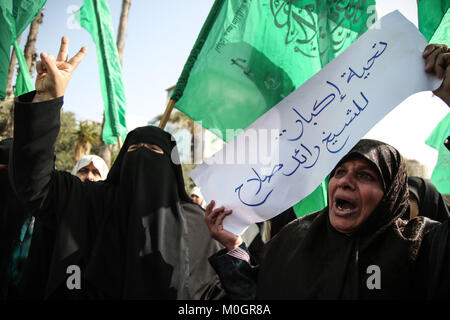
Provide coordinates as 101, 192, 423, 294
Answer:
0, 139, 29, 299
10, 92, 222, 299
0, 138, 13, 164
407, 176, 450, 222
269, 207, 297, 238
210, 139, 440, 299
420, 220, 450, 299
209, 243, 257, 300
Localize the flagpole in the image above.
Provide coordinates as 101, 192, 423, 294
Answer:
159, 98, 177, 129
117, 135, 122, 149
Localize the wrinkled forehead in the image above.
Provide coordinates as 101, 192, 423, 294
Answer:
331, 139, 400, 192
125, 126, 173, 155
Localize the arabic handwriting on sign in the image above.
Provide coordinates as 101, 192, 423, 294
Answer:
235, 164, 283, 207
231, 58, 255, 77
282, 144, 321, 176
346, 41, 388, 83
322, 91, 369, 153
285, 80, 345, 142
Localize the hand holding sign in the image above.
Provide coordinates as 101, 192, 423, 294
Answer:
192, 11, 443, 236
424, 43, 450, 106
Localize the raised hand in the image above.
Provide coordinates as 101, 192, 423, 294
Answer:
423, 43, 450, 106
205, 200, 243, 251
33, 36, 87, 103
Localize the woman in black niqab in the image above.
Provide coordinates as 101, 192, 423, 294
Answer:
11, 96, 221, 299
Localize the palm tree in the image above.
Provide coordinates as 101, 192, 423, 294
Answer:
117, 0, 131, 65
74, 121, 100, 163
23, 8, 44, 76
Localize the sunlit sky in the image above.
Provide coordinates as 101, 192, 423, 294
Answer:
17, 0, 449, 177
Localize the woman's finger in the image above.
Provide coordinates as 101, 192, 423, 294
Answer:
434, 52, 450, 79
425, 45, 447, 73
209, 206, 225, 222
57, 36, 69, 62
68, 46, 87, 70
216, 209, 232, 226
40, 52, 59, 77
205, 200, 215, 217
36, 60, 46, 75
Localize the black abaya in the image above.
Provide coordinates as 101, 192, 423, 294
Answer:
10, 91, 221, 299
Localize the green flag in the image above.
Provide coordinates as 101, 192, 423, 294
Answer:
426, 113, 450, 194
12, 39, 33, 97
418, 0, 450, 45
173, 0, 376, 141
75, 0, 127, 145
0, 0, 45, 99
293, 176, 329, 218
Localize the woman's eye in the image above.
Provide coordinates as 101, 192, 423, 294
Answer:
358, 172, 374, 181
334, 169, 345, 177
150, 146, 163, 154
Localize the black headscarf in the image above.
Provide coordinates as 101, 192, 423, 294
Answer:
256, 139, 438, 299
407, 176, 450, 222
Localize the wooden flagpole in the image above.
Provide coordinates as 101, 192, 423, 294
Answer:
117, 135, 123, 149
159, 98, 177, 129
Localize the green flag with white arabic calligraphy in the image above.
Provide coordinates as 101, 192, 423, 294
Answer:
173, 0, 377, 142
426, 113, 450, 194
174, 0, 376, 217
0, 0, 46, 99
75, 0, 127, 145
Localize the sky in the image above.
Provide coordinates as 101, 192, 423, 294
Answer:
18, 0, 449, 177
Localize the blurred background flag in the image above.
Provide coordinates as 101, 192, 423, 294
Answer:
426, 113, 450, 194
0, 0, 46, 99
75, 0, 127, 146
417, 0, 450, 46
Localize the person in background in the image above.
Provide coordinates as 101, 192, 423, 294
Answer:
407, 176, 449, 222
189, 186, 206, 209
71, 155, 109, 182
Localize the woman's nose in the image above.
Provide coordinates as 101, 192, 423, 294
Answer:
337, 173, 356, 190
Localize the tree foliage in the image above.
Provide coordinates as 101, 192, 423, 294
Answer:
54, 110, 78, 171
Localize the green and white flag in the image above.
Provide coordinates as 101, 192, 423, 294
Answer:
173, 0, 377, 141
0, 0, 46, 99
76, 0, 127, 145
426, 113, 450, 194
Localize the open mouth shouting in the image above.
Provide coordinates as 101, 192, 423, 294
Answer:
333, 195, 359, 217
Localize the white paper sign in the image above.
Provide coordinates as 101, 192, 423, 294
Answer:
190, 11, 442, 236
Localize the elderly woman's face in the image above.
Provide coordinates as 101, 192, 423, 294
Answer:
77, 162, 102, 182
328, 157, 384, 234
